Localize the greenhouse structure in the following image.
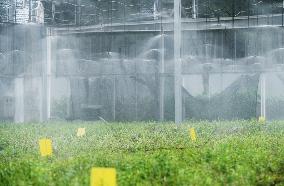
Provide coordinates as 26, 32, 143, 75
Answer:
1, 1, 284, 186
0, 0, 284, 123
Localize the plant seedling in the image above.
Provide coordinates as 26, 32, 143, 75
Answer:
90, 168, 117, 186
77, 128, 86, 137
39, 138, 53, 157
189, 128, 197, 142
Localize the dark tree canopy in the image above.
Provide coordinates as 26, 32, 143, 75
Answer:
0, 0, 9, 22
1, 0, 283, 25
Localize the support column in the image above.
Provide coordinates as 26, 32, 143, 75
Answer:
75, 0, 81, 25
14, 78, 24, 123
174, 0, 182, 124
192, 0, 197, 19
47, 30, 52, 120
159, 30, 165, 121
260, 73, 266, 119
29, 0, 32, 22
42, 28, 52, 122
282, 0, 284, 27
113, 76, 116, 121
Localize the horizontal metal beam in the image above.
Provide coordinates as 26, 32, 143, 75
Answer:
51, 14, 284, 35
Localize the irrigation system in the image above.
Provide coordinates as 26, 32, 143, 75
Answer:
1, 0, 284, 123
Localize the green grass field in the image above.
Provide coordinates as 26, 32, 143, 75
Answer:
0, 120, 284, 186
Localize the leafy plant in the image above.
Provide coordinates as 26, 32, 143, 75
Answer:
0, 121, 283, 185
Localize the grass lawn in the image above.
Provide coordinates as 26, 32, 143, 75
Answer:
0, 120, 284, 186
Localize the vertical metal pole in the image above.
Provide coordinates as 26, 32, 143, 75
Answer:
134, 34, 138, 120
206, 0, 209, 23
111, 0, 113, 27
257, 5, 259, 26
76, 0, 81, 26
234, 30, 237, 61
282, 0, 284, 27
271, 0, 274, 25
159, 28, 165, 121
192, 0, 196, 19
159, 1, 165, 121
248, 0, 250, 27
14, 78, 25, 123
196, 0, 199, 18
29, 0, 32, 22
52, 1, 55, 25
232, 0, 235, 28
79, 0, 81, 26
14, 1, 16, 23
113, 76, 116, 121
40, 28, 51, 121
154, 0, 158, 20
263, 75, 266, 119
75, 1, 77, 25
44, 28, 52, 121
7, 8, 10, 22
40, 75, 44, 122
260, 74, 266, 119
174, 0, 182, 124
123, 0, 126, 31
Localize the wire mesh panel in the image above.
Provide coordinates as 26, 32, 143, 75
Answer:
0, 77, 14, 121
0, 24, 47, 122
180, 9, 284, 121
52, 30, 175, 122
266, 73, 284, 120
183, 73, 259, 120
1, 1, 284, 123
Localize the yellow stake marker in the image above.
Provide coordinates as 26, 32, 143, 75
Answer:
39, 138, 53, 157
90, 168, 117, 186
258, 116, 266, 124
189, 128, 197, 142
77, 128, 86, 137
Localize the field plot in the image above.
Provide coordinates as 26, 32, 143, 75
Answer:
0, 121, 284, 185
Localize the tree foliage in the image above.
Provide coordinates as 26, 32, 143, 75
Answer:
0, 0, 9, 22
183, 0, 284, 18
2, 0, 283, 24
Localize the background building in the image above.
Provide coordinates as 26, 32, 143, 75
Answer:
0, 0, 44, 24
